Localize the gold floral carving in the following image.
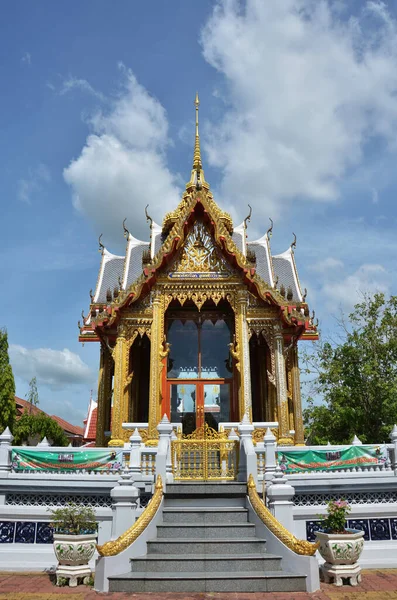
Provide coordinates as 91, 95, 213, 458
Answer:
169, 221, 233, 276
252, 427, 279, 445
97, 475, 163, 556
248, 474, 319, 556
163, 286, 234, 312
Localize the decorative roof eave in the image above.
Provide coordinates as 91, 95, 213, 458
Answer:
91, 193, 315, 332
273, 246, 303, 303
92, 247, 125, 304
121, 232, 148, 290
248, 231, 275, 288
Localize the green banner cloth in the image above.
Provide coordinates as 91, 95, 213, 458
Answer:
11, 448, 125, 472
277, 445, 388, 473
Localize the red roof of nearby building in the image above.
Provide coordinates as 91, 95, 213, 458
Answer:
15, 396, 44, 417
83, 399, 113, 444
50, 415, 84, 437
14, 396, 84, 442
84, 400, 97, 442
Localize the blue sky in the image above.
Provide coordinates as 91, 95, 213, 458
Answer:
1, 0, 397, 425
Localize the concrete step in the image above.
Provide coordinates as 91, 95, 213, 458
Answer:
147, 538, 267, 555
156, 523, 256, 539
164, 495, 244, 507
130, 553, 282, 573
162, 507, 249, 524
165, 482, 246, 498
108, 570, 307, 593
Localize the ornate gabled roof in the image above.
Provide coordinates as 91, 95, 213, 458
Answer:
273, 246, 303, 302
79, 96, 318, 342
93, 248, 125, 304
248, 232, 274, 288
121, 232, 149, 290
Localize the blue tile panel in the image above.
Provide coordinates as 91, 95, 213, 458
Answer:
0, 522, 53, 544
306, 518, 396, 542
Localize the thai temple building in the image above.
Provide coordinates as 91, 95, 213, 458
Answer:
79, 95, 318, 448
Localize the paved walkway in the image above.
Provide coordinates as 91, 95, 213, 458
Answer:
1, 571, 397, 600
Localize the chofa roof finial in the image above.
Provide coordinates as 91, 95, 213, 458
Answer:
145, 204, 153, 228
98, 234, 104, 254
122, 218, 130, 239
267, 218, 274, 238
291, 232, 297, 251
244, 204, 252, 229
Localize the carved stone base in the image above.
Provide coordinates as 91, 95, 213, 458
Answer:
108, 439, 125, 447
320, 562, 362, 587
56, 565, 92, 587
277, 436, 294, 446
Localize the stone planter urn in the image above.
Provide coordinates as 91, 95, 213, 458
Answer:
315, 529, 365, 586
53, 532, 97, 586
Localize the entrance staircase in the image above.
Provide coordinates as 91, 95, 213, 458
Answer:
108, 482, 307, 593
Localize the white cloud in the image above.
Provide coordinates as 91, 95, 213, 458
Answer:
9, 345, 92, 389
322, 263, 389, 309
59, 76, 106, 102
17, 164, 51, 203
64, 66, 181, 244
309, 257, 344, 273
21, 52, 31, 65
201, 0, 397, 221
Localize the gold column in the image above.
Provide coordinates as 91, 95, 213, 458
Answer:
291, 343, 305, 445
148, 293, 164, 439
235, 290, 252, 421
274, 326, 294, 445
108, 328, 128, 447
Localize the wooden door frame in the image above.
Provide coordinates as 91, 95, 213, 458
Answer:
163, 378, 234, 430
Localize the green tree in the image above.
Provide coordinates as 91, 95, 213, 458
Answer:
26, 376, 39, 413
0, 328, 16, 432
303, 293, 397, 445
13, 411, 68, 446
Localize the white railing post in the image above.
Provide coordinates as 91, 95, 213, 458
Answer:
390, 425, 397, 475
110, 470, 139, 539
0, 427, 13, 475
264, 427, 277, 484
238, 414, 257, 485
129, 428, 142, 481
156, 415, 173, 485
266, 466, 295, 533
351, 434, 362, 446
37, 436, 50, 447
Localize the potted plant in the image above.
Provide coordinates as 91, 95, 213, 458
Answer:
315, 499, 364, 587
49, 504, 97, 587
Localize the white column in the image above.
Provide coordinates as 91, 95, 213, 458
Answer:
156, 415, 173, 485
129, 428, 142, 482
110, 472, 139, 539
0, 427, 13, 475
238, 414, 257, 485
266, 466, 295, 534
264, 427, 277, 484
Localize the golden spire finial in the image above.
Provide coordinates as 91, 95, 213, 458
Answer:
193, 92, 202, 171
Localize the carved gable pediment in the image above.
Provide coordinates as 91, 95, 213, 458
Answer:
167, 221, 234, 280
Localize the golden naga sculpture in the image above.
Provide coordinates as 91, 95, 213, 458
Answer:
97, 475, 163, 557
247, 474, 319, 556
